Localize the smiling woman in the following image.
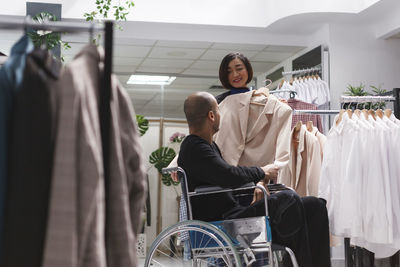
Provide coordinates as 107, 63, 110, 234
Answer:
216, 52, 254, 104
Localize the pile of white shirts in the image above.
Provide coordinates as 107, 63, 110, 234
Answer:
277, 77, 330, 106
319, 111, 400, 258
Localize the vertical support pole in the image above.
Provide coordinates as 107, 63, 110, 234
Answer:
156, 118, 164, 235
101, 21, 113, 262
345, 238, 354, 267
393, 88, 400, 119
156, 85, 165, 235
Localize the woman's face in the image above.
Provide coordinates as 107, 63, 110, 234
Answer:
227, 58, 249, 88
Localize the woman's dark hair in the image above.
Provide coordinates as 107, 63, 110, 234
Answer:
219, 52, 253, 89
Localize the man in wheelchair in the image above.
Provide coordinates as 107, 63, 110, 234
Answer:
177, 92, 330, 267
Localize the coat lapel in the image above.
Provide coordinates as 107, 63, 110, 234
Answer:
238, 92, 252, 144
246, 94, 278, 143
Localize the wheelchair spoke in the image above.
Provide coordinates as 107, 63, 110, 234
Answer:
154, 248, 182, 264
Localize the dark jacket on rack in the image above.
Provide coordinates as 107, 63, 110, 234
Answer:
0, 35, 33, 261
2, 45, 60, 267
42, 45, 147, 267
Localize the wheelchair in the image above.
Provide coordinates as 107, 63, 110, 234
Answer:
144, 167, 299, 267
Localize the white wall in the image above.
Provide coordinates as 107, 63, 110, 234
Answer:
0, 0, 382, 28
328, 23, 400, 109
140, 120, 189, 249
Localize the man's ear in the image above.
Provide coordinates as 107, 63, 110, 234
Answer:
208, 110, 215, 121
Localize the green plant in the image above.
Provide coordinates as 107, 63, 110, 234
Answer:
136, 114, 149, 136
84, 0, 135, 42
27, 12, 70, 61
149, 147, 178, 186
343, 83, 387, 109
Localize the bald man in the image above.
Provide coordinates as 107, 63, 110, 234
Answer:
177, 92, 330, 267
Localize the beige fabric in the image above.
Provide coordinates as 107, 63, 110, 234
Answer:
278, 125, 322, 197
310, 126, 327, 160
43, 45, 146, 267
214, 92, 292, 169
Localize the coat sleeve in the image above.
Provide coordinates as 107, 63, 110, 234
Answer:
115, 78, 147, 235
274, 105, 292, 169
306, 134, 322, 196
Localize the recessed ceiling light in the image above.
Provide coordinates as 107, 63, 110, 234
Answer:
127, 75, 176, 85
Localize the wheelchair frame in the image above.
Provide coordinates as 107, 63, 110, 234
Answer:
144, 166, 299, 267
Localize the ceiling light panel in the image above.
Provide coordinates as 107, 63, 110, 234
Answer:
127, 75, 176, 85
182, 68, 219, 76
135, 66, 185, 74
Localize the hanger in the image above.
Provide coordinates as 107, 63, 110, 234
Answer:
368, 109, 376, 120
384, 109, 392, 118
252, 79, 271, 98
346, 109, 353, 119
375, 109, 384, 119
306, 121, 314, 132
354, 109, 361, 117
361, 109, 369, 120
294, 120, 302, 132
336, 109, 346, 125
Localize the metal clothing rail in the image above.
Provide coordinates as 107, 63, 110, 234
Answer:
270, 89, 297, 94
340, 95, 395, 103
293, 109, 341, 115
0, 17, 104, 32
0, 17, 114, 262
282, 66, 321, 76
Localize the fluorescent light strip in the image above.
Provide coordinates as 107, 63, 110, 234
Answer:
127, 75, 176, 85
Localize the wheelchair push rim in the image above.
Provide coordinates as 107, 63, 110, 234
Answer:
145, 220, 242, 267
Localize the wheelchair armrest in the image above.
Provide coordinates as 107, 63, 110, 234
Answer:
194, 182, 255, 194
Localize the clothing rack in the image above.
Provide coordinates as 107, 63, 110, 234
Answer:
340, 89, 400, 267
340, 95, 396, 103
270, 89, 297, 99
270, 89, 297, 94
0, 17, 114, 260
293, 109, 340, 115
282, 66, 322, 76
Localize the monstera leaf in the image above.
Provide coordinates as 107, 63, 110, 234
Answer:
136, 114, 149, 136
149, 147, 178, 186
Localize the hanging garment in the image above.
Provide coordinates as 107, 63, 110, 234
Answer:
309, 126, 327, 160
319, 112, 400, 258
278, 125, 322, 197
214, 92, 292, 168
2, 47, 60, 267
106, 74, 147, 267
0, 35, 33, 259
42, 44, 106, 267
287, 99, 323, 133
42, 45, 146, 267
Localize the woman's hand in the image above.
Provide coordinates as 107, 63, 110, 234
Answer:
251, 181, 269, 204
261, 164, 279, 182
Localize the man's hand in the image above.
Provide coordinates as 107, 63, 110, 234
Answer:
261, 164, 279, 182
251, 181, 270, 204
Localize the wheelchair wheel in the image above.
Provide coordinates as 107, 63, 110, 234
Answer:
145, 220, 242, 267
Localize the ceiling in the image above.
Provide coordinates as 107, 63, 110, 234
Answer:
61, 39, 304, 118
